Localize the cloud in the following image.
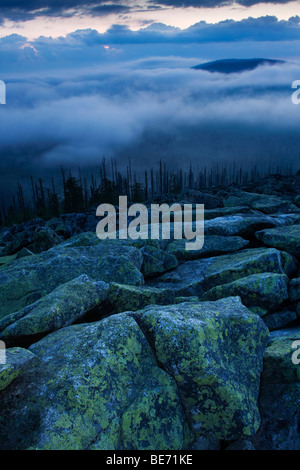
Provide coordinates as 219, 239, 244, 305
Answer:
0, 1, 131, 22
151, 0, 294, 6
0, 0, 298, 23
1, 15, 300, 71
0, 15, 299, 201
0, 57, 299, 183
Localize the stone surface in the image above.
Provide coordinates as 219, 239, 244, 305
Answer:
0, 242, 143, 319
202, 273, 289, 311
0, 314, 190, 450
261, 327, 300, 384
149, 248, 296, 298
140, 245, 178, 278
166, 236, 249, 262
204, 214, 281, 237
289, 278, 300, 302
224, 190, 291, 214
0, 347, 38, 391
0, 275, 109, 342
109, 283, 175, 312
253, 327, 300, 450
263, 310, 297, 331
181, 189, 223, 209
133, 297, 269, 440
255, 225, 300, 256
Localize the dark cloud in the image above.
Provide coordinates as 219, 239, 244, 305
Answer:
0, 0, 298, 23
151, 0, 294, 6
0, 1, 130, 22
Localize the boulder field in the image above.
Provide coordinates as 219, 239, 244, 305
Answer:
0, 181, 299, 450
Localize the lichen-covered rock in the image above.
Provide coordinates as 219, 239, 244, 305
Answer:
261, 327, 300, 384
289, 277, 300, 302
224, 190, 291, 214
263, 310, 297, 331
109, 283, 175, 312
202, 273, 289, 311
15, 247, 34, 259
0, 347, 38, 391
2, 227, 62, 256
46, 218, 71, 238
204, 214, 281, 237
166, 236, 249, 262
140, 245, 178, 278
0, 254, 18, 267
174, 296, 200, 304
149, 248, 296, 298
132, 297, 269, 441
253, 328, 300, 450
0, 243, 143, 319
0, 275, 109, 342
181, 189, 223, 208
26, 228, 63, 254
255, 225, 300, 256
204, 206, 254, 220
0, 314, 190, 450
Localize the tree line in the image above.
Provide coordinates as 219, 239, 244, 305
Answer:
0, 157, 296, 227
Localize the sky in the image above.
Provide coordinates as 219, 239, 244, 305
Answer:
0, 1, 300, 39
0, 1, 300, 202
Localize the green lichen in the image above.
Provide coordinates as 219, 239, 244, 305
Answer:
0, 314, 190, 450
132, 297, 269, 441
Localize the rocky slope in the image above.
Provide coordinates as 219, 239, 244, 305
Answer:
0, 175, 299, 450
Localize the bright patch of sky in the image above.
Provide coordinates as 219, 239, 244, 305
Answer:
0, 1, 299, 39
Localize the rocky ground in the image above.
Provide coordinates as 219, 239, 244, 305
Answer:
0, 174, 299, 450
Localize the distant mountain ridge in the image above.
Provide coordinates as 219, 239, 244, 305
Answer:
192, 58, 284, 74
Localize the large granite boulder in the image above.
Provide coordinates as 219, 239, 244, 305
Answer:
0, 275, 109, 343
109, 283, 176, 312
255, 225, 300, 256
0, 242, 143, 319
224, 190, 291, 214
253, 327, 300, 450
202, 273, 289, 312
0, 314, 190, 450
204, 213, 299, 238
149, 248, 296, 298
0, 347, 38, 391
181, 189, 223, 209
166, 236, 249, 262
140, 245, 178, 278
289, 277, 300, 302
133, 297, 269, 440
